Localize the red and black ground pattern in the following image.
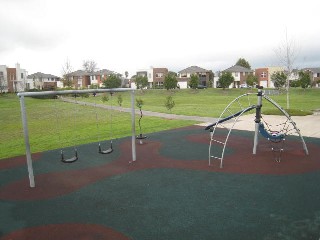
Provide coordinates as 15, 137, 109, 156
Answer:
1, 126, 320, 240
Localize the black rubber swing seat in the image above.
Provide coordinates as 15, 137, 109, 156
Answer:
136, 134, 147, 140
61, 150, 78, 163
98, 143, 113, 154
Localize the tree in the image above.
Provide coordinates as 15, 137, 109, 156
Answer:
208, 70, 214, 88
164, 73, 178, 90
299, 71, 311, 89
189, 74, 199, 89
275, 31, 298, 109
103, 74, 121, 88
271, 72, 287, 90
135, 75, 148, 90
117, 94, 123, 106
125, 71, 129, 79
61, 58, 73, 88
236, 58, 251, 69
164, 96, 175, 112
246, 74, 258, 88
218, 72, 234, 89
82, 60, 97, 73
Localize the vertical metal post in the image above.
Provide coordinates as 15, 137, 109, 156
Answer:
19, 95, 35, 187
131, 90, 136, 162
253, 87, 263, 154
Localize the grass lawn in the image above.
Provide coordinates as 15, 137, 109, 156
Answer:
1, 87, 319, 160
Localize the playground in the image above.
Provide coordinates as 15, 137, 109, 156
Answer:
1, 124, 320, 239
1, 88, 320, 239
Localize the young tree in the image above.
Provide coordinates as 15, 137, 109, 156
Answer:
236, 58, 251, 69
164, 96, 175, 113
189, 74, 199, 89
275, 31, 298, 109
117, 94, 123, 106
218, 72, 234, 89
246, 74, 258, 88
82, 60, 97, 73
271, 72, 287, 90
103, 74, 121, 88
135, 75, 148, 90
299, 71, 311, 89
61, 58, 73, 88
164, 73, 178, 90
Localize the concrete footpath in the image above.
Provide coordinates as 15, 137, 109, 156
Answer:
198, 114, 320, 138
62, 98, 320, 138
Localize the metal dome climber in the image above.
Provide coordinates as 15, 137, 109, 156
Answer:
205, 86, 309, 168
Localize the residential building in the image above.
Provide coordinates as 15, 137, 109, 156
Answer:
255, 68, 269, 88
66, 69, 122, 89
222, 65, 253, 88
303, 68, 320, 87
0, 65, 8, 93
27, 72, 60, 90
0, 63, 28, 92
177, 66, 210, 89
131, 67, 168, 89
152, 68, 168, 88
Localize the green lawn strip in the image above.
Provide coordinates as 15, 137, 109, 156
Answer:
1, 88, 319, 160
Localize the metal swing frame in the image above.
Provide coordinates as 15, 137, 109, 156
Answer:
18, 88, 137, 188
206, 86, 309, 168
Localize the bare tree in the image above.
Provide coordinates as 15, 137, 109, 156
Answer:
82, 60, 97, 73
61, 58, 73, 88
274, 30, 299, 109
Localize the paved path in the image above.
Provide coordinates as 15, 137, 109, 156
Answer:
61, 98, 320, 138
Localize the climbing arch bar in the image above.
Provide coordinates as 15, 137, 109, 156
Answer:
17, 88, 136, 188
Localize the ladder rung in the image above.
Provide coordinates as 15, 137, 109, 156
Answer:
210, 156, 222, 160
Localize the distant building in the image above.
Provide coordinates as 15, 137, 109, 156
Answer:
222, 65, 253, 88
177, 66, 210, 89
0, 63, 28, 93
27, 72, 60, 90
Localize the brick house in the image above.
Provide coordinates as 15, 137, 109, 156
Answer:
177, 66, 210, 89
222, 65, 253, 88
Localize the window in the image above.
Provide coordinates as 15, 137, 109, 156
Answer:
260, 72, 267, 78
317, 73, 320, 77
181, 73, 187, 77
21, 73, 24, 78
235, 72, 239, 77
155, 73, 163, 78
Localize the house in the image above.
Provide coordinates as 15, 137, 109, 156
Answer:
0, 63, 28, 92
303, 68, 320, 87
66, 69, 123, 89
177, 66, 210, 89
222, 65, 253, 88
131, 67, 168, 89
27, 72, 61, 90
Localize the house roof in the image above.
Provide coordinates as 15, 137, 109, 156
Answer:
303, 67, 320, 73
68, 70, 90, 77
96, 69, 116, 76
178, 66, 209, 74
27, 72, 60, 79
223, 65, 253, 73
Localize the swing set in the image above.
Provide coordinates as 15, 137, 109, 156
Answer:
205, 86, 309, 168
18, 88, 137, 188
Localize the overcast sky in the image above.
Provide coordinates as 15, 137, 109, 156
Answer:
1, 0, 319, 77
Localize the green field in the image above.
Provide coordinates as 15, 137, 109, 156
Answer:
1, 88, 319, 160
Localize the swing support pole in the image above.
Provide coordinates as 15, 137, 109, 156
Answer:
19, 95, 35, 188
